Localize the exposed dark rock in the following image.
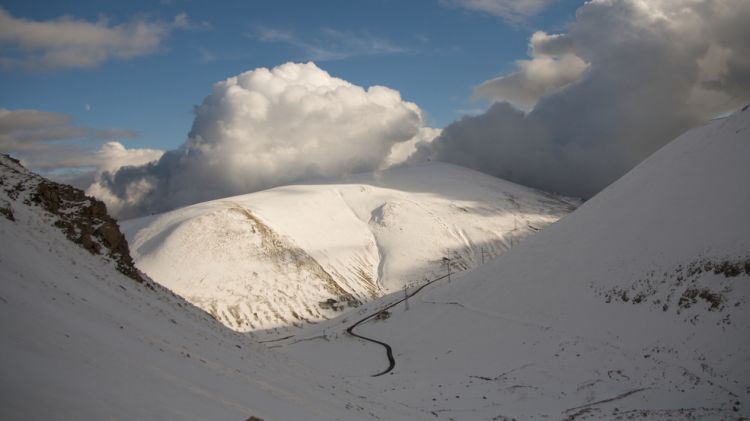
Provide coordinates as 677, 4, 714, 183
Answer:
598, 256, 748, 323
0, 199, 13, 221
1, 154, 144, 283
679, 288, 724, 311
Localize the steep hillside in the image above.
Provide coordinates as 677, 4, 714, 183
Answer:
0, 154, 425, 420
122, 162, 576, 335
280, 108, 750, 420
0, 155, 142, 282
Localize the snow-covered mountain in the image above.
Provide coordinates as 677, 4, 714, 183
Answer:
5, 107, 745, 421
121, 162, 576, 335
0, 154, 427, 420
279, 107, 750, 419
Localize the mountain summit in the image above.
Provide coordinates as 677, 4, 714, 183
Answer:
121, 162, 577, 335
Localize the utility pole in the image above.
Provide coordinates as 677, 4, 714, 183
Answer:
481, 247, 488, 264
442, 257, 451, 283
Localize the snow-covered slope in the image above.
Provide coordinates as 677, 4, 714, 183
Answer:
280, 108, 750, 419
4, 107, 746, 421
122, 162, 576, 335
0, 154, 426, 420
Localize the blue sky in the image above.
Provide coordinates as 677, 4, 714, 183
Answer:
0, 0, 585, 151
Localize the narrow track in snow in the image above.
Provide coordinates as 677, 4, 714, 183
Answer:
346, 273, 450, 377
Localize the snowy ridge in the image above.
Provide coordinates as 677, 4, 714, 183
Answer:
0, 156, 428, 420
0, 154, 142, 282
122, 162, 576, 335
280, 107, 750, 419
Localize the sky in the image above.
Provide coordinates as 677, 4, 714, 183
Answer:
1, 0, 748, 218
0, 0, 584, 149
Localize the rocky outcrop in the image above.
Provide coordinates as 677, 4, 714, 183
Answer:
0, 154, 144, 283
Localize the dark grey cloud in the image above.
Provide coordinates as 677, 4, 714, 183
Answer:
0, 108, 142, 163
414, 0, 750, 199
0, 108, 161, 188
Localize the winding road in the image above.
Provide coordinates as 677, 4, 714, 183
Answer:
345, 273, 450, 377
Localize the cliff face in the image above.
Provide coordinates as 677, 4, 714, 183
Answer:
0, 154, 144, 283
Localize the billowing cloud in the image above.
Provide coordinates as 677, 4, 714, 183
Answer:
91, 62, 428, 218
413, 0, 750, 199
75, 141, 163, 174
474, 31, 588, 111
0, 8, 203, 70
58, 141, 164, 190
383, 127, 442, 169
443, 0, 557, 23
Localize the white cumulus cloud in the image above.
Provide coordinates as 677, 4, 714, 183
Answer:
383, 127, 442, 169
92, 62, 430, 218
474, 31, 589, 112
86, 141, 164, 173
